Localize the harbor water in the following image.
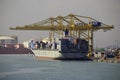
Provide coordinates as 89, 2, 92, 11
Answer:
0, 54, 120, 80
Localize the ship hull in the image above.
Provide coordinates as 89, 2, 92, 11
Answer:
32, 49, 88, 60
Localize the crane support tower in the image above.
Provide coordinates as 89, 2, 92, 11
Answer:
10, 14, 114, 56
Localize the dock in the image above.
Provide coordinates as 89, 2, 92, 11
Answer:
94, 56, 120, 63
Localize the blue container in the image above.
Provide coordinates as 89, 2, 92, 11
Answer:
90, 21, 101, 27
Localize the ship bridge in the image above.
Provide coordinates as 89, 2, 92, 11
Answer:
9, 14, 114, 56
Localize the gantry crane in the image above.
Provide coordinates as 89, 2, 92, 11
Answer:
10, 14, 114, 56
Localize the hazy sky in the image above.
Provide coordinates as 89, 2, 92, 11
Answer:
0, 0, 120, 48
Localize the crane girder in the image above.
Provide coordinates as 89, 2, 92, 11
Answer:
10, 25, 113, 31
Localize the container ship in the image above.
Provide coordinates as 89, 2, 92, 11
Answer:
30, 37, 89, 60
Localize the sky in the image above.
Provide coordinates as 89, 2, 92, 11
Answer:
0, 0, 120, 48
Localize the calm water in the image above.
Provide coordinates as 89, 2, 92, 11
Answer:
0, 54, 120, 80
